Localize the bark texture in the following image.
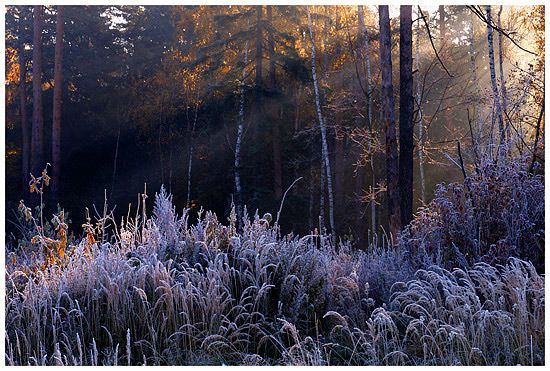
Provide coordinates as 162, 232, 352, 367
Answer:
307, 7, 335, 235
485, 5, 506, 160
399, 5, 414, 227
379, 5, 401, 240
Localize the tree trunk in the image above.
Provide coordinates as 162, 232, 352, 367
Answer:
334, 9, 345, 229
399, 6, 414, 227
186, 101, 198, 208
416, 7, 426, 204
469, 14, 482, 160
379, 5, 401, 241
497, 6, 510, 144
267, 6, 283, 200
31, 5, 44, 177
51, 6, 64, 206
485, 5, 506, 160
19, 44, 30, 192
307, 7, 335, 236
358, 5, 376, 235
235, 34, 249, 230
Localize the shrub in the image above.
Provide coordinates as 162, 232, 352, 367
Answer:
399, 159, 544, 271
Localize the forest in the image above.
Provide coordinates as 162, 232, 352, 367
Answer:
4, 5, 545, 366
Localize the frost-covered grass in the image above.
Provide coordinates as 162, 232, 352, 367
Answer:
5, 161, 545, 365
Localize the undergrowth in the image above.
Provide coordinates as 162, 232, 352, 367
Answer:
4, 161, 545, 365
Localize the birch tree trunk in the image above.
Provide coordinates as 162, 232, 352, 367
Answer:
399, 5, 414, 227
234, 34, 249, 230
497, 6, 510, 145
469, 15, 482, 160
19, 43, 30, 192
357, 5, 376, 234
416, 7, 426, 204
485, 5, 506, 161
379, 5, 401, 241
51, 6, 64, 206
307, 7, 335, 236
31, 5, 44, 177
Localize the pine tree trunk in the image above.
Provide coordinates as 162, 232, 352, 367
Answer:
307, 7, 335, 236
378, 5, 401, 241
51, 6, 64, 206
267, 6, 283, 200
416, 8, 426, 204
19, 44, 30, 192
31, 5, 44, 177
399, 5, 414, 227
485, 5, 506, 160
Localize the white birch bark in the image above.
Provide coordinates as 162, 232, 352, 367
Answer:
497, 6, 510, 145
485, 5, 506, 160
469, 15, 482, 159
234, 35, 249, 226
307, 7, 335, 236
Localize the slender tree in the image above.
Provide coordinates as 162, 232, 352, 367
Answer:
51, 6, 64, 206
416, 7, 426, 204
357, 5, 376, 234
334, 9, 345, 228
485, 5, 506, 160
379, 5, 401, 240
234, 27, 249, 230
307, 7, 335, 236
399, 5, 414, 227
30, 5, 44, 177
469, 14, 482, 159
497, 6, 510, 143
186, 93, 198, 208
19, 39, 30, 191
